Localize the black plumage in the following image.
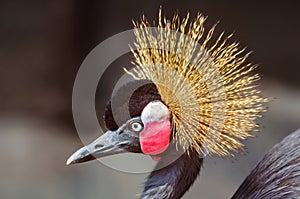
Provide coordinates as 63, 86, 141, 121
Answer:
232, 129, 300, 199
141, 148, 203, 199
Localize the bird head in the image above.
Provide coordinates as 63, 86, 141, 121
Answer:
66, 98, 172, 165
67, 8, 267, 165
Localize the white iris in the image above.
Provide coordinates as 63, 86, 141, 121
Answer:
131, 122, 143, 132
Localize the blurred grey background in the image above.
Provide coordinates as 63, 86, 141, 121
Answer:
0, 0, 300, 199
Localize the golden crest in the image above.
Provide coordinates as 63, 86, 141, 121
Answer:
126, 9, 267, 156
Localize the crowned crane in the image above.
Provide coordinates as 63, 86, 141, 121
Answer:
66, 9, 300, 199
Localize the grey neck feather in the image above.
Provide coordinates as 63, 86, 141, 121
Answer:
140, 147, 203, 199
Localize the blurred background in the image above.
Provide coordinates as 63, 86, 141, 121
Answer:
0, 0, 299, 199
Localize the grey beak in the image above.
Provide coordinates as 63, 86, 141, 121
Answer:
66, 127, 141, 165
66, 146, 94, 165
66, 130, 129, 165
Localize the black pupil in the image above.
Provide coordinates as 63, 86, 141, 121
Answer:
129, 118, 143, 133
133, 123, 139, 129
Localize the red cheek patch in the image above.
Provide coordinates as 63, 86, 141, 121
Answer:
139, 120, 171, 155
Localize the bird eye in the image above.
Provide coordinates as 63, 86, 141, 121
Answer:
130, 121, 143, 133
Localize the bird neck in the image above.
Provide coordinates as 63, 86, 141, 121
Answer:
141, 148, 203, 199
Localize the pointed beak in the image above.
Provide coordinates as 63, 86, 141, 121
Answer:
66, 128, 141, 165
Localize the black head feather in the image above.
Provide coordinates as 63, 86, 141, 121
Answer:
104, 80, 161, 130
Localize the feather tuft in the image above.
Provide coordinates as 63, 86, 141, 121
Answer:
126, 8, 268, 157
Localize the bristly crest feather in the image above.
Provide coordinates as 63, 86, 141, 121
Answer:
126, 8, 267, 157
